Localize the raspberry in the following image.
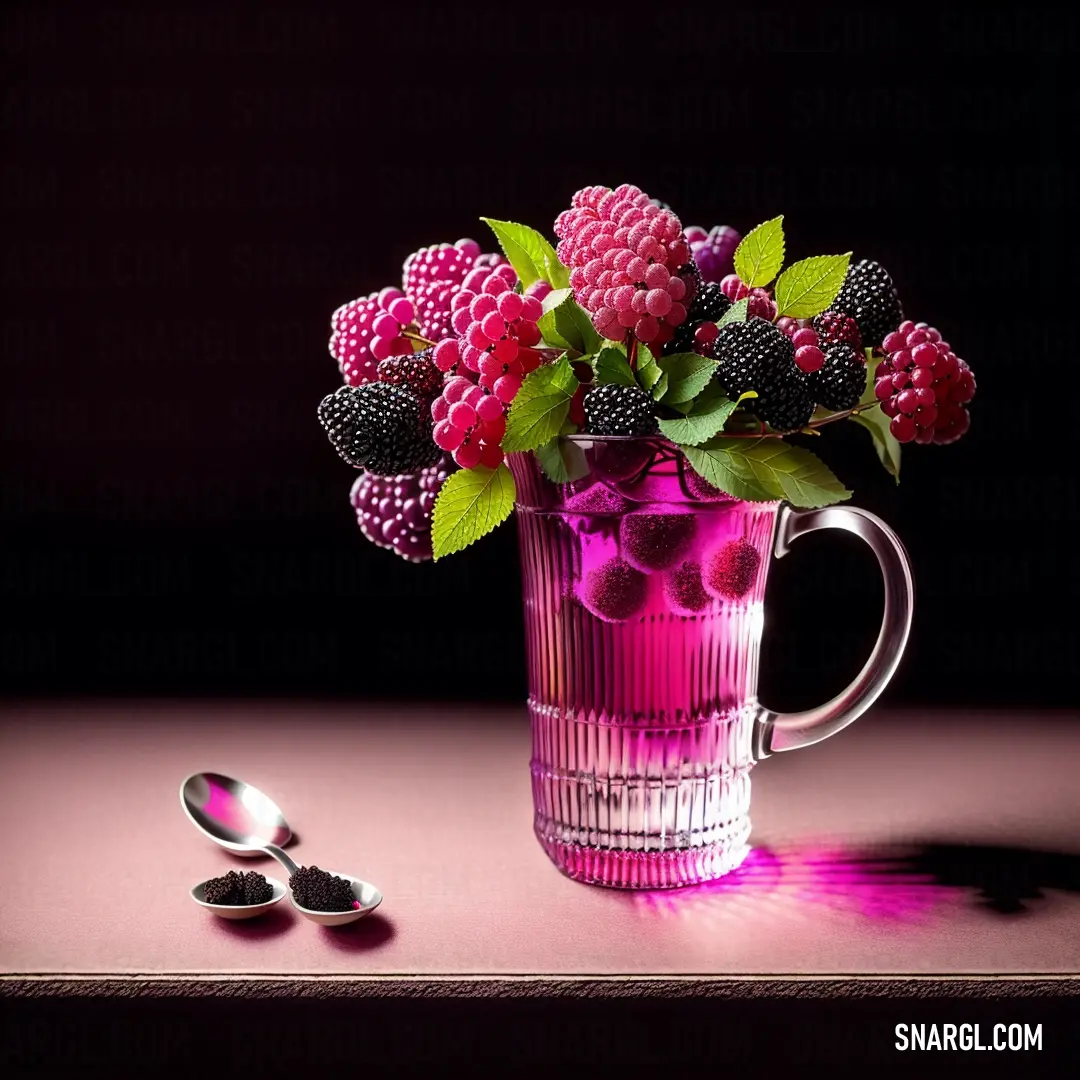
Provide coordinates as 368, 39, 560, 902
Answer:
812, 310, 863, 353
330, 289, 413, 387
876, 320, 975, 444
747, 287, 777, 322
832, 259, 902, 350
318, 382, 440, 475
664, 560, 711, 615
582, 383, 659, 437
402, 238, 479, 296
662, 282, 732, 358
806, 344, 865, 411
350, 454, 453, 563
289, 865, 355, 913
580, 557, 649, 622
690, 225, 741, 284
704, 537, 762, 600
377, 347, 441, 399
620, 512, 697, 572
554, 183, 691, 342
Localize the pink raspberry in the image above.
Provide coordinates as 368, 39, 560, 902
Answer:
876, 320, 975, 445
329, 289, 412, 386
553, 183, 692, 343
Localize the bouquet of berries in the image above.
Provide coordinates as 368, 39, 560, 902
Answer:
319, 183, 976, 561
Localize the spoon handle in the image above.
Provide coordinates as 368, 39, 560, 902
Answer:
263, 843, 300, 877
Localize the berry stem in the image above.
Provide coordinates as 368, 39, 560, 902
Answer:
627, 333, 638, 370
403, 329, 436, 347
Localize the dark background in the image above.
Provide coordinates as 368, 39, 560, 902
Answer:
3, 4, 1077, 712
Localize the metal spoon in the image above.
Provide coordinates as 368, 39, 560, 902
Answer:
180, 771, 382, 926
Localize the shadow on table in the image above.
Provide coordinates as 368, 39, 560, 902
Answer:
319, 912, 396, 952
211, 904, 296, 940
627, 840, 1080, 924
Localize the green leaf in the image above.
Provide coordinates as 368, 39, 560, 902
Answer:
858, 351, 884, 406
732, 215, 785, 288
635, 342, 662, 392
537, 289, 602, 355
717, 296, 748, 327
480, 218, 568, 290
681, 437, 852, 508
652, 371, 669, 401
850, 407, 901, 483
501, 355, 579, 453
656, 351, 718, 405
535, 437, 590, 483
431, 462, 516, 559
658, 390, 757, 446
593, 346, 637, 387
773, 253, 852, 319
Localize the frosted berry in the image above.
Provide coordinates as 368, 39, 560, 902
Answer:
747, 287, 777, 322
620, 513, 697, 572
329, 290, 412, 386
554, 183, 691, 342
349, 455, 452, 563
583, 383, 659, 437
664, 560, 711, 615
581, 557, 649, 622
704, 537, 762, 600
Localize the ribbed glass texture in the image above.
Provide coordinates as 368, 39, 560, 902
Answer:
509, 439, 780, 889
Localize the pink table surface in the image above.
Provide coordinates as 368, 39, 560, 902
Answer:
2, 701, 1079, 995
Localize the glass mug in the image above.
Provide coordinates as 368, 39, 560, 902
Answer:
507, 438, 914, 890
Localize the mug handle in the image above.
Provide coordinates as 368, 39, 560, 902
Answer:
753, 503, 915, 760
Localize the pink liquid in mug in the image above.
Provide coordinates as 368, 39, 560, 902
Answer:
509, 439, 782, 889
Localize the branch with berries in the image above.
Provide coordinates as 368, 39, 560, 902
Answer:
317, 185, 976, 562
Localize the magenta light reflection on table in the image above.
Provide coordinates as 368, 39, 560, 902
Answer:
630, 842, 958, 925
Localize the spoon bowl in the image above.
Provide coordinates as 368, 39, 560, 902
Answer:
190, 875, 286, 920
180, 772, 292, 856
290, 871, 383, 927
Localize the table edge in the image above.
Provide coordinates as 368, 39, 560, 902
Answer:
3, 973, 1079, 1000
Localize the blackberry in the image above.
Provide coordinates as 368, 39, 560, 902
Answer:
289, 865, 355, 913
583, 383, 659, 437
676, 259, 703, 310
203, 870, 246, 905
752, 376, 814, 432
713, 316, 795, 399
807, 344, 865, 412
663, 282, 732, 357
318, 382, 440, 476
242, 871, 274, 905
376, 347, 441, 399
832, 259, 902, 349
317, 385, 366, 460
812, 310, 863, 353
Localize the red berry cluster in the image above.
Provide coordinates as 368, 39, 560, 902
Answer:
874, 320, 976, 444
330, 239, 504, 387
431, 375, 507, 470
554, 183, 692, 346
330, 287, 417, 386
432, 265, 545, 395
720, 274, 777, 321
